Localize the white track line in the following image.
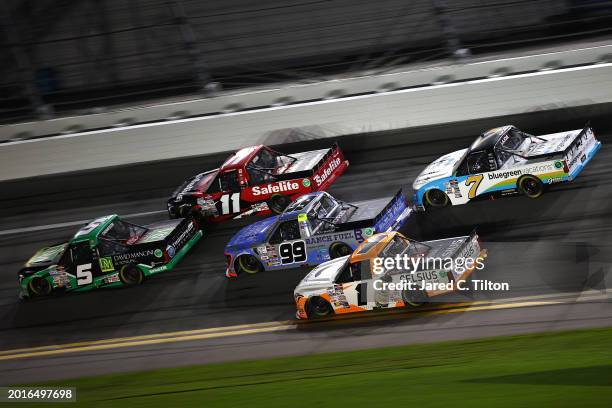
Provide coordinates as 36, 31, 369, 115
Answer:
0, 210, 167, 236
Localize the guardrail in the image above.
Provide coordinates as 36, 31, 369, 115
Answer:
1, 62, 611, 182
1, 44, 612, 142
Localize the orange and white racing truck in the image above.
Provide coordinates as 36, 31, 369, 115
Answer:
293, 231, 487, 319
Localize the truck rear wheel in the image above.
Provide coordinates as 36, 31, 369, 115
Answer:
424, 189, 449, 208
236, 255, 263, 275
119, 265, 144, 286
268, 194, 291, 214
306, 297, 334, 318
329, 242, 352, 259
518, 175, 544, 199
402, 289, 429, 307
28, 277, 52, 297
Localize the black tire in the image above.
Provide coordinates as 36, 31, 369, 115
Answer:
28, 277, 52, 297
329, 242, 352, 259
235, 255, 263, 275
518, 175, 544, 199
402, 289, 429, 307
119, 265, 144, 286
424, 189, 449, 208
268, 194, 291, 214
306, 296, 334, 318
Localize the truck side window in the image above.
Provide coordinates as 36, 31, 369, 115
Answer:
269, 220, 301, 244
466, 151, 493, 174
220, 171, 239, 192
207, 174, 222, 193
336, 264, 353, 283
350, 260, 371, 281
98, 238, 127, 256
71, 242, 92, 266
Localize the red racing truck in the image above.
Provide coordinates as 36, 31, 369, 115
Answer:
167, 143, 349, 223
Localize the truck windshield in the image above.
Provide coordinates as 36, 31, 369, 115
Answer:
494, 128, 526, 167
285, 195, 316, 212
381, 235, 429, 259
100, 220, 146, 244
246, 148, 294, 184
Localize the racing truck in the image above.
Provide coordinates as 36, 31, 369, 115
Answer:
224, 190, 412, 278
412, 123, 601, 209
293, 231, 486, 319
18, 215, 202, 298
168, 143, 349, 223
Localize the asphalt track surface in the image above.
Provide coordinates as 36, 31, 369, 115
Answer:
0, 111, 611, 384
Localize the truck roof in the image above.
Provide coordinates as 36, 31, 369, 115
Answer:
350, 231, 396, 263
279, 191, 329, 221
70, 215, 118, 245
469, 125, 514, 153
220, 145, 265, 171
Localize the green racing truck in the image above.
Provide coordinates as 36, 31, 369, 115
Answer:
18, 214, 202, 298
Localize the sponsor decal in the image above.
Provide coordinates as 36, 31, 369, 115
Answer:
166, 245, 175, 258
314, 157, 342, 186
487, 170, 522, 180
177, 175, 203, 200
99, 257, 115, 272
252, 181, 300, 196
547, 177, 565, 184
103, 273, 120, 284
150, 265, 168, 273
297, 213, 308, 222
302, 178, 311, 187
305, 235, 333, 245
363, 227, 374, 237
554, 161, 563, 169
112, 249, 156, 263
154, 249, 163, 258
172, 221, 195, 248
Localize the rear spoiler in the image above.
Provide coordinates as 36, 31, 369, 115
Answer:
312, 142, 341, 173
521, 122, 593, 161
450, 229, 480, 260
373, 189, 407, 231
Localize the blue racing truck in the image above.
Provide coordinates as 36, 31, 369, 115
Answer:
224, 190, 411, 278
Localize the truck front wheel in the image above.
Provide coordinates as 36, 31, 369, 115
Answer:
28, 277, 52, 297
306, 297, 334, 318
424, 189, 449, 208
236, 255, 263, 275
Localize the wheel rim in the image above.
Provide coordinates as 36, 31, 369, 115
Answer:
30, 277, 51, 296
425, 190, 448, 207
123, 267, 142, 284
403, 290, 426, 306
238, 256, 260, 274
310, 298, 331, 317
522, 178, 541, 196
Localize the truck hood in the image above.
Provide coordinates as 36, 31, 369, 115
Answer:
295, 256, 349, 292
413, 148, 467, 190
24, 243, 67, 268
171, 169, 219, 199
226, 216, 279, 250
